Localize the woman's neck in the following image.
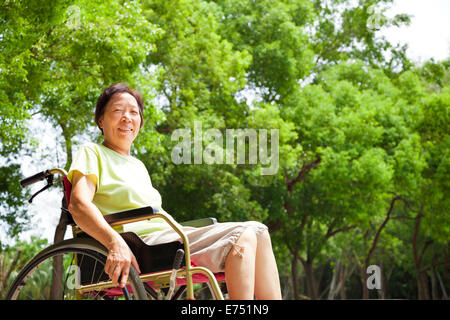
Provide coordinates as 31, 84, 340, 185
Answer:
101, 140, 131, 157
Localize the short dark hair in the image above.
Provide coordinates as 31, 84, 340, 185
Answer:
95, 83, 144, 135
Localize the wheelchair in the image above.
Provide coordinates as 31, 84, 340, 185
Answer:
6, 168, 225, 300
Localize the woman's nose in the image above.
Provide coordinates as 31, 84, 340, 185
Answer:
121, 111, 132, 121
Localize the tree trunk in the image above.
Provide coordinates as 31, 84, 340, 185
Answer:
430, 267, 439, 300
50, 198, 70, 299
282, 275, 292, 300
417, 272, 431, 300
435, 268, 448, 300
361, 265, 369, 299
339, 271, 347, 299
328, 260, 341, 300
377, 262, 386, 299
443, 248, 450, 293
362, 196, 400, 299
302, 259, 318, 299
338, 255, 355, 300
412, 208, 431, 299
291, 250, 299, 300
50, 122, 73, 299
380, 263, 389, 299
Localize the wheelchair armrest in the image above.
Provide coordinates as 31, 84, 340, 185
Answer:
66, 206, 157, 232
103, 206, 157, 227
180, 217, 217, 228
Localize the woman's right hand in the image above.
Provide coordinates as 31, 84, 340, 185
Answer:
105, 237, 141, 288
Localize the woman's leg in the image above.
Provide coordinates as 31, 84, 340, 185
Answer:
254, 229, 282, 300
224, 228, 257, 299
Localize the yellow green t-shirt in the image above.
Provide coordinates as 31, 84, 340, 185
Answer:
67, 142, 171, 236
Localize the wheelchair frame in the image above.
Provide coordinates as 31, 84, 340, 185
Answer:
8, 167, 224, 300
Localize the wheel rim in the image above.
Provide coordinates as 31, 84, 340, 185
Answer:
8, 248, 137, 300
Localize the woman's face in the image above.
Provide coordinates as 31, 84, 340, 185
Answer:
98, 92, 141, 152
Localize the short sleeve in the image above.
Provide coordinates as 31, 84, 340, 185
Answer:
67, 144, 100, 188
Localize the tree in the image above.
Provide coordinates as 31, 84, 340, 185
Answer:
1, 0, 447, 300
309, 0, 413, 75
411, 67, 450, 299
0, 0, 161, 238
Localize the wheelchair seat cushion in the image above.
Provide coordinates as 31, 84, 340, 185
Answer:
120, 232, 186, 274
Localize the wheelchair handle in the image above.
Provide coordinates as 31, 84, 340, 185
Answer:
20, 170, 52, 188
20, 168, 68, 188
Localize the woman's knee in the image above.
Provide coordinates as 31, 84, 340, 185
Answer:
260, 227, 271, 241
240, 227, 258, 246
256, 227, 274, 253
234, 227, 257, 254
230, 223, 268, 258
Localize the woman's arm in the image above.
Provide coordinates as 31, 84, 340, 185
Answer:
68, 171, 141, 287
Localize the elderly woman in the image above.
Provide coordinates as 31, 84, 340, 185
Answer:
67, 83, 282, 300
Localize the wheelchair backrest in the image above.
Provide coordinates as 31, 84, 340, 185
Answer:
63, 175, 72, 206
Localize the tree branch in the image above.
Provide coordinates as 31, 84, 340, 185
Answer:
419, 239, 433, 265
419, 258, 450, 273
412, 205, 424, 269
326, 225, 357, 239
285, 156, 322, 192
365, 195, 401, 267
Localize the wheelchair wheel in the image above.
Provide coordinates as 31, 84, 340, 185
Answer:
6, 238, 147, 300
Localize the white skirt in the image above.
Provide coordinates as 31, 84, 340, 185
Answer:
142, 221, 268, 273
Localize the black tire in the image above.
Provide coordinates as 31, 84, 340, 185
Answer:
6, 238, 147, 300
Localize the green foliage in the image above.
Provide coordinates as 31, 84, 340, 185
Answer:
0, 236, 49, 298
212, 0, 315, 99
0, 165, 30, 239
0, 0, 161, 238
